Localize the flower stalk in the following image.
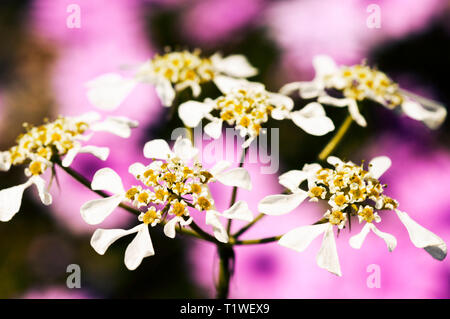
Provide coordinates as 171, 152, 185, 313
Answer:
318, 115, 353, 161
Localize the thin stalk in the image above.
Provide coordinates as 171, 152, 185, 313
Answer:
226, 147, 248, 233
318, 115, 353, 161
232, 213, 265, 238
216, 244, 234, 299
231, 217, 328, 246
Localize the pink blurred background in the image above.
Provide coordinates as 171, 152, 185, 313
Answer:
0, 0, 448, 298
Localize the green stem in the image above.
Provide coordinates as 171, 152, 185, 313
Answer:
232, 213, 265, 238
318, 115, 353, 161
216, 244, 234, 299
231, 217, 328, 246
232, 235, 281, 246
226, 147, 248, 233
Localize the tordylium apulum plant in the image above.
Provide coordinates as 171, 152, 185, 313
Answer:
0, 49, 447, 298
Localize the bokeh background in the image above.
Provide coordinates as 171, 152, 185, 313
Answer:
0, 0, 449, 298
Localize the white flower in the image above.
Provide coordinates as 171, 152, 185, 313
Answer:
349, 206, 397, 252
179, 78, 334, 148
258, 163, 320, 215
260, 154, 446, 276
204, 200, 254, 243
79, 167, 158, 270
281, 55, 447, 129
90, 224, 154, 271
143, 137, 253, 243
82, 137, 253, 245
394, 209, 447, 261
0, 175, 52, 222
80, 168, 127, 225
142, 137, 252, 191
279, 223, 342, 276
0, 112, 137, 222
86, 50, 258, 109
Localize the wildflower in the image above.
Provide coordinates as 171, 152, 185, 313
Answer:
179, 78, 334, 148
81, 136, 254, 265
0, 112, 138, 222
281, 55, 447, 128
86, 50, 258, 109
258, 155, 446, 276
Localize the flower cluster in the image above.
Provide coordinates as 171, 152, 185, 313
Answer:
0, 112, 138, 222
281, 55, 447, 128
86, 49, 258, 110
81, 137, 254, 270
137, 50, 216, 91
259, 156, 447, 276
179, 78, 335, 148
307, 156, 398, 219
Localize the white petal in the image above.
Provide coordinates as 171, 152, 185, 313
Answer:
91, 168, 125, 195
212, 75, 250, 94
401, 100, 447, 129
395, 210, 447, 260
164, 217, 181, 239
0, 180, 32, 222
278, 170, 307, 193
347, 99, 367, 127
271, 108, 289, 121
316, 224, 342, 276
216, 167, 252, 190
80, 194, 124, 225
124, 224, 154, 270
302, 163, 323, 174
317, 95, 349, 108
279, 81, 303, 96
75, 145, 109, 164
86, 73, 137, 110
279, 223, 329, 252
312, 55, 338, 79
73, 111, 101, 124
241, 136, 255, 149
155, 78, 176, 107
299, 102, 326, 117
210, 161, 232, 176
349, 222, 372, 249
90, 224, 141, 255
368, 156, 391, 179
290, 103, 335, 136
268, 93, 294, 113
61, 144, 82, 167
143, 139, 173, 160
0, 152, 11, 171
371, 224, 397, 252
30, 175, 52, 205
190, 82, 201, 97
128, 162, 146, 177
205, 210, 228, 243
91, 116, 138, 139
327, 156, 343, 166
204, 118, 223, 139
221, 200, 253, 222
258, 192, 308, 215
178, 101, 212, 127
211, 54, 258, 78
173, 137, 198, 161
296, 82, 323, 99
